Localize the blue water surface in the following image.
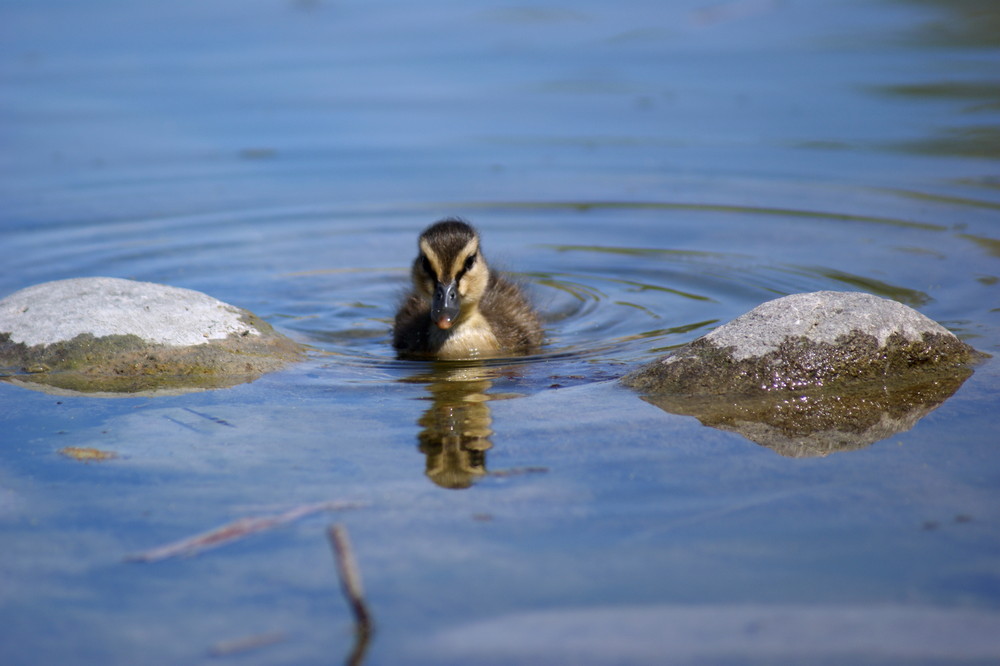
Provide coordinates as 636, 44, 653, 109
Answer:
2, 1, 1000, 664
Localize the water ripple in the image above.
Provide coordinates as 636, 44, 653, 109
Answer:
4, 193, 996, 375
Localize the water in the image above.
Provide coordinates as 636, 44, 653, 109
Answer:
2, 1, 999, 664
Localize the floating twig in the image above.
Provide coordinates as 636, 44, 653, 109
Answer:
126, 500, 362, 563
328, 524, 374, 665
327, 524, 373, 631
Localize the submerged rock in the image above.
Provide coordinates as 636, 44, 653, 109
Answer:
0, 277, 305, 395
622, 291, 984, 456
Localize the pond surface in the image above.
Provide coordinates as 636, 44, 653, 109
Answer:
2, 1, 1000, 664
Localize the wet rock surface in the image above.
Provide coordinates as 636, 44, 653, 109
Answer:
639, 370, 973, 457
623, 291, 984, 455
0, 277, 305, 395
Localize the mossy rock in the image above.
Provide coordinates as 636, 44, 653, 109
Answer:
622, 291, 986, 455
0, 277, 305, 395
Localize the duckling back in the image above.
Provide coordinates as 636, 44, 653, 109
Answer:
478, 273, 543, 352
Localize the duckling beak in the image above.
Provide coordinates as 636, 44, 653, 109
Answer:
431, 280, 461, 330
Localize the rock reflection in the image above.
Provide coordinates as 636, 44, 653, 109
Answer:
639, 369, 974, 457
406, 363, 516, 489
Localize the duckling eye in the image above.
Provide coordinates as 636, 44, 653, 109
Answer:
463, 253, 477, 272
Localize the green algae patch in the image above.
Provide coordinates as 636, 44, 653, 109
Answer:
0, 329, 305, 395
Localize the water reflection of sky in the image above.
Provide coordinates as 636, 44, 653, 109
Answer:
2, 1, 1000, 664
3, 0, 998, 221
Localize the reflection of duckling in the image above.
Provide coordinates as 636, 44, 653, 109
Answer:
393, 219, 543, 359
413, 364, 495, 489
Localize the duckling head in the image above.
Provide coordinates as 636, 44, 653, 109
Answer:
412, 219, 490, 330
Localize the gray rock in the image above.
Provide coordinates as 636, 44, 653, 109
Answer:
623, 291, 980, 395
622, 291, 984, 455
0, 277, 305, 395
702, 290, 956, 361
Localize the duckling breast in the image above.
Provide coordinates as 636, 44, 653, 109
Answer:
434, 311, 500, 358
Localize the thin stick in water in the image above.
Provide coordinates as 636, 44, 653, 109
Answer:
126, 500, 362, 563
327, 524, 373, 633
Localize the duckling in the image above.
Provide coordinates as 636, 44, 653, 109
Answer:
393, 219, 543, 359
